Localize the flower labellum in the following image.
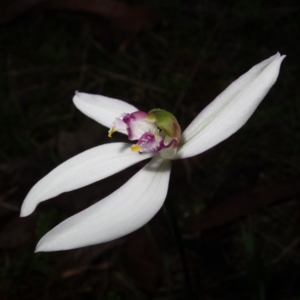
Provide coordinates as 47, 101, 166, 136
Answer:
109, 109, 181, 159
20, 53, 285, 252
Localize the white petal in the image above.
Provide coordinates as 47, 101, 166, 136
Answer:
73, 92, 139, 133
35, 156, 171, 252
175, 53, 285, 159
21, 143, 153, 217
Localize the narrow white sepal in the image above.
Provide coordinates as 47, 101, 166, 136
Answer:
73, 92, 138, 133
21, 143, 153, 217
175, 53, 285, 159
35, 156, 171, 252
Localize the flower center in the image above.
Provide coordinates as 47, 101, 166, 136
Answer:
108, 109, 181, 159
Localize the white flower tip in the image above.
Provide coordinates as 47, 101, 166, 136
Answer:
35, 231, 68, 252
35, 240, 51, 253
35, 244, 47, 253
20, 207, 34, 218
72, 91, 82, 106
73, 90, 81, 97
20, 189, 40, 217
73, 91, 93, 110
275, 52, 286, 62
275, 51, 286, 57
19, 210, 27, 218
20, 201, 35, 218
270, 53, 286, 82
269, 52, 286, 65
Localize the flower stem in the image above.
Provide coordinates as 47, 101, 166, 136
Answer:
164, 195, 197, 300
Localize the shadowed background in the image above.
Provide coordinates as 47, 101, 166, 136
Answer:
1, 0, 300, 299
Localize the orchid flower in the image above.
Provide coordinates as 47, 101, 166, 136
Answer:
20, 53, 285, 252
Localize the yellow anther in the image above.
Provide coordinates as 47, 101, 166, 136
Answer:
131, 144, 141, 152
108, 128, 116, 138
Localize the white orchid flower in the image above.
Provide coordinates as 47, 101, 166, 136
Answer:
20, 53, 285, 252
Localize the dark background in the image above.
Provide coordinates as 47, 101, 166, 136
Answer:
1, 0, 300, 299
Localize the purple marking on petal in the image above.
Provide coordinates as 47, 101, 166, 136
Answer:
123, 111, 148, 124
159, 138, 179, 150
136, 132, 179, 154
136, 132, 161, 152
122, 111, 157, 140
